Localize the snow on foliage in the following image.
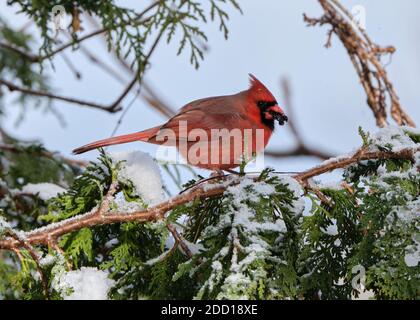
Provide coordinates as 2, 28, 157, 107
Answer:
404, 237, 420, 267
321, 219, 338, 236
371, 128, 419, 269
0, 213, 26, 240
279, 175, 305, 214
352, 126, 420, 295
39, 254, 55, 267
21, 183, 66, 200
0, 215, 12, 235
1, 126, 418, 300
110, 151, 165, 206
52, 267, 115, 300
369, 125, 420, 152
188, 174, 303, 299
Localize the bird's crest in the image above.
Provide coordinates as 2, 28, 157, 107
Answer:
248, 73, 276, 102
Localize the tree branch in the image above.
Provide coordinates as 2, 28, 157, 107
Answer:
84, 13, 176, 118
167, 223, 193, 258
0, 143, 87, 167
107, 27, 166, 113
265, 145, 333, 160
293, 147, 417, 183
0, 29, 165, 114
266, 78, 334, 160
304, 0, 415, 128
0, 180, 229, 250
8, 233, 48, 297
0, 2, 165, 114
0, 146, 417, 252
0, 79, 118, 112
0, 1, 161, 63
0, 42, 39, 62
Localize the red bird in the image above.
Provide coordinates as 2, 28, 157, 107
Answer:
73, 74, 287, 171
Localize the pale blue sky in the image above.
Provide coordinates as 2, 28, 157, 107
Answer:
1, 1, 419, 186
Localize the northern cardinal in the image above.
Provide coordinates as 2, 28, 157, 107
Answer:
73, 74, 287, 171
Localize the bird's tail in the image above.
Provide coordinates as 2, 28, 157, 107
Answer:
72, 126, 160, 154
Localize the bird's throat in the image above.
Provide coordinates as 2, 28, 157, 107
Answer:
260, 111, 275, 131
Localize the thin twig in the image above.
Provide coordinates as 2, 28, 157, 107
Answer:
0, 79, 120, 112
77, 44, 127, 84
265, 144, 333, 160
0, 143, 87, 167
167, 223, 193, 258
60, 52, 82, 80
293, 147, 416, 183
107, 28, 166, 114
9, 233, 48, 297
0, 42, 39, 62
0, 29, 165, 114
48, 239, 72, 270
85, 15, 177, 119
266, 77, 334, 160
0, 1, 162, 63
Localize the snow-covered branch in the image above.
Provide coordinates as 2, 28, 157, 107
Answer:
0, 176, 231, 251
1, 144, 417, 252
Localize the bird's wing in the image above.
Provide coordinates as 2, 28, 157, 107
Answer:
156, 110, 249, 142
178, 95, 234, 113
156, 97, 253, 141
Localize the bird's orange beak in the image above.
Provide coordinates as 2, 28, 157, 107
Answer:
267, 105, 288, 126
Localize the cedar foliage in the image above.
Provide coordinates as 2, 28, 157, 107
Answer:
0, 128, 419, 299
0, 1, 419, 300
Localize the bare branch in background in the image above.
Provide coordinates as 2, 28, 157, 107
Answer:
0, 2, 163, 114
85, 14, 177, 119
304, 0, 416, 128
60, 52, 82, 80
0, 1, 160, 64
0, 78, 118, 112
0, 42, 39, 62
77, 44, 127, 84
141, 83, 177, 118
0, 143, 87, 168
266, 78, 334, 160
0, 28, 107, 63
106, 28, 167, 113
0, 30, 165, 113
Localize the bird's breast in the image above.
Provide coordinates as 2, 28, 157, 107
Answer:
177, 125, 273, 170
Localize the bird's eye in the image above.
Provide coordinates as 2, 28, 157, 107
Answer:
258, 101, 277, 108
257, 101, 266, 108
